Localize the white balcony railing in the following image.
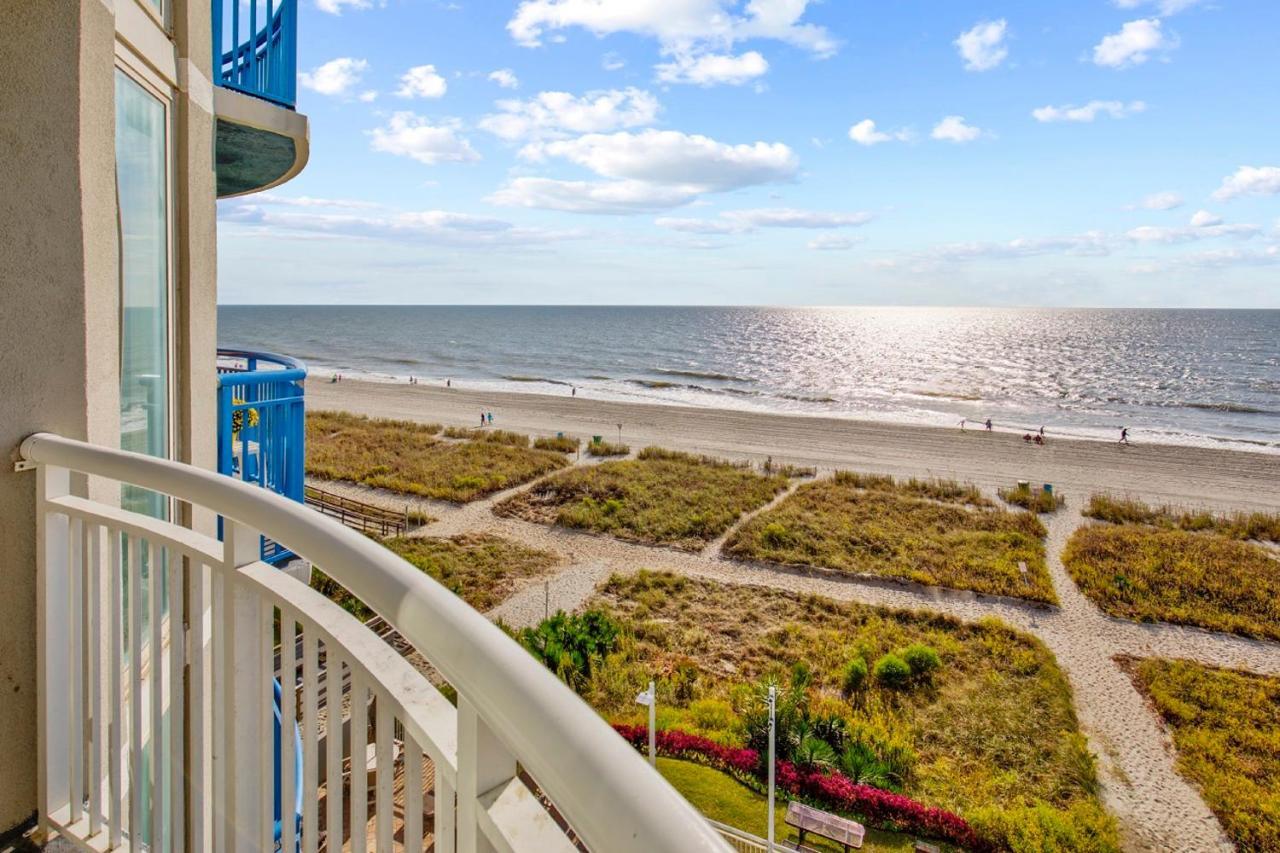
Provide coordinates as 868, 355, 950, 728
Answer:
23, 433, 729, 852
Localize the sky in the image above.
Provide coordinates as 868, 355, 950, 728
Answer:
217, 0, 1280, 307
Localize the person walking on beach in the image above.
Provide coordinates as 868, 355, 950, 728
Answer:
984, 418, 993, 431
480, 411, 485, 427
446, 379, 451, 388
487, 412, 493, 425
959, 419, 966, 430
571, 386, 576, 397
1119, 427, 1130, 445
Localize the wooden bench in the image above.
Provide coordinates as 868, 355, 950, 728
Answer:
784, 801, 865, 852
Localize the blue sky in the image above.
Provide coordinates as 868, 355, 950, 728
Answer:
218, 0, 1280, 307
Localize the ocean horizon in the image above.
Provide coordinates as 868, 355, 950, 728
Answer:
219, 305, 1280, 455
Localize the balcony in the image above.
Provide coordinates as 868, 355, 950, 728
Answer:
22, 432, 730, 851
212, 0, 309, 197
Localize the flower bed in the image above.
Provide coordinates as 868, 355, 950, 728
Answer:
615, 724, 989, 851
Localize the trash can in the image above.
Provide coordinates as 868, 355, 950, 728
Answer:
592, 435, 603, 445
1017, 479, 1030, 491
1043, 483, 1053, 496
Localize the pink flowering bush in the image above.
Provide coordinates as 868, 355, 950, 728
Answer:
616, 724, 992, 851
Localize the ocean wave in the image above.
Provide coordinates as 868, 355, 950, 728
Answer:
912, 389, 982, 402
778, 393, 838, 404
1184, 402, 1274, 415
505, 375, 574, 387
655, 368, 755, 383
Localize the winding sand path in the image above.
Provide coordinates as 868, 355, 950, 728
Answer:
309, 381, 1280, 852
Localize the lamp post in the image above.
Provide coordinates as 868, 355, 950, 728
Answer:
635, 681, 656, 766
767, 685, 776, 852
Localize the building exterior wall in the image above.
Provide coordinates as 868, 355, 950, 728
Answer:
0, 0, 218, 833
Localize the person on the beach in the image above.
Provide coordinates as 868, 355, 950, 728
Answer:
985, 419, 993, 431
1034, 433, 1044, 446
1039, 426, 1045, 437
1023, 433, 1033, 443
959, 419, 966, 430
480, 412, 485, 427
330, 374, 337, 384
571, 386, 576, 397
1119, 427, 1130, 445
487, 412, 493, 425
447, 379, 451, 388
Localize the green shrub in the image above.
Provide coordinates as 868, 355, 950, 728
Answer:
534, 434, 580, 454
840, 657, 869, 697
587, 440, 630, 457
900, 643, 942, 682
873, 653, 911, 688
760, 522, 793, 549
518, 610, 621, 691
999, 484, 1065, 514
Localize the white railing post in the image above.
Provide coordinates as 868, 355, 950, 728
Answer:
455, 698, 515, 853
224, 520, 268, 852
36, 462, 72, 839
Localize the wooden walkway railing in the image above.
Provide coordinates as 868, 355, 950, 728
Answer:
304, 484, 419, 538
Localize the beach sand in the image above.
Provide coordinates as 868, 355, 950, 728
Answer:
311, 378, 1280, 513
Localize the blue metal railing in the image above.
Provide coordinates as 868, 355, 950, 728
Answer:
212, 0, 297, 108
217, 348, 306, 563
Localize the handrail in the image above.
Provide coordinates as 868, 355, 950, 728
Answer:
216, 348, 308, 386
20, 433, 729, 853
212, 0, 297, 108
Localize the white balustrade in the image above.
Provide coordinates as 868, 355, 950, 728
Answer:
23, 433, 729, 852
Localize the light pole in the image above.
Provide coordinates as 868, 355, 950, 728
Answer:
635, 680, 656, 766
767, 685, 776, 852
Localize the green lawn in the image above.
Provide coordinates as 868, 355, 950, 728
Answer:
657, 758, 936, 853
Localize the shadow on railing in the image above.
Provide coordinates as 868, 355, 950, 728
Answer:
213, 0, 297, 108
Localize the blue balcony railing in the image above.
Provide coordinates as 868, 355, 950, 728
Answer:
217, 348, 306, 563
212, 0, 297, 108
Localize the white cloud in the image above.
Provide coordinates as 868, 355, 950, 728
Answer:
489, 69, 520, 89
602, 52, 626, 71
1114, 0, 1204, 16
931, 115, 984, 143
220, 199, 584, 248
1171, 246, 1280, 268
1092, 19, 1176, 68
1032, 100, 1146, 123
254, 194, 382, 209
955, 19, 1009, 71
1130, 191, 1184, 210
298, 57, 368, 96
1126, 211, 1260, 243
396, 65, 448, 99
488, 178, 702, 214
358, 90, 379, 102
1212, 166, 1280, 201
656, 208, 874, 233
656, 51, 768, 86
931, 231, 1112, 260
848, 119, 912, 146
507, 0, 839, 58
808, 234, 859, 251
479, 88, 660, 141
368, 113, 479, 165
521, 129, 798, 192
316, 0, 372, 14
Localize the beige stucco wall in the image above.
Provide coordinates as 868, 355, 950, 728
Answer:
0, 0, 219, 834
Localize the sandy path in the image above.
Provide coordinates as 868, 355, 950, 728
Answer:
307, 380, 1280, 851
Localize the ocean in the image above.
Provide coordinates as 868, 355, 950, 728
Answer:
219, 306, 1280, 454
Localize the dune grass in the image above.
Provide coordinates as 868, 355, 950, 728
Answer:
585, 572, 1115, 851
999, 484, 1065, 514
496, 447, 788, 551
1084, 494, 1280, 543
1125, 657, 1280, 851
657, 758, 930, 853
586, 440, 630, 457
313, 532, 559, 616
1062, 524, 1280, 640
306, 410, 567, 503
534, 434, 580, 454
724, 472, 1054, 603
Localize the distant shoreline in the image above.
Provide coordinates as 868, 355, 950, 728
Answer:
309, 377, 1280, 514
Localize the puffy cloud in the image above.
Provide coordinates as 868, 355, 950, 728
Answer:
358, 90, 379, 102
316, 0, 372, 14
521, 129, 798, 192
368, 113, 479, 165
299, 57, 368, 96
396, 65, 448, 99
655, 51, 768, 86
808, 234, 860, 251
931, 115, 984, 143
602, 52, 626, 71
954, 19, 1008, 71
1212, 166, 1280, 201
848, 119, 912, 146
507, 0, 839, 58
1114, 0, 1204, 15
479, 88, 659, 141
656, 208, 874, 233
1032, 100, 1147, 123
254, 194, 382, 209
1130, 191, 1184, 210
488, 178, 702, 214
489, 69, 520, 89
654, 217, 745, 235
1092, 19, 1176, 68
1126, 211, 1260, 243
931, 231, 1112, 260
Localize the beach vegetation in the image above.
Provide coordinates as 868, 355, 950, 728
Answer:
1084, 494, 1280, 542
1062, 524, 1280, 640
761, 457, 818, 478
724, 473, 1054, 603
999, 484, 1065, 514
533, 434, 580, 454
586, 440, 630, 457
307, 410, 566, 502
558, 571, 1114, 851
312, 532, 559, 615
496, 447, 788, 550
1125, 657, 1280, 851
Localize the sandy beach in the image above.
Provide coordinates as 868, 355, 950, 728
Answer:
311, 378, 1280, 514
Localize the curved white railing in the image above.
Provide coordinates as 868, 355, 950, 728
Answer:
24, 432, 728, 852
